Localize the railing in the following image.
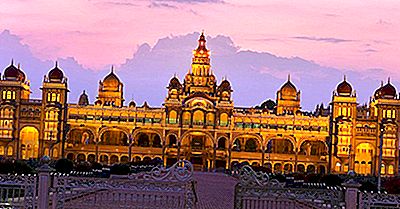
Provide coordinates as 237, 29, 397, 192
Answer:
359, 191, 400, 209
51, 160, 196, 209
0, 174, 38, 209
0, 160, 196, 209
234, 165, 345, 209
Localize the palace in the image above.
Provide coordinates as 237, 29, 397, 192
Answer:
0, 33, 399, 175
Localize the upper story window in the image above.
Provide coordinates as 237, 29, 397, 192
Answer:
47, 92, 60, 102
383, 109, 396, 119
2, 90, 16, 100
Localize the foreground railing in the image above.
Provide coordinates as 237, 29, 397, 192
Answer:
234, 165, 345, 209
0, 160, 196, 209
0, 174, 38, 209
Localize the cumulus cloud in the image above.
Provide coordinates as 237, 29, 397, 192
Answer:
0, 30, 395, 110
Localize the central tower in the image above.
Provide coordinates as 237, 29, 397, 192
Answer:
183, 32, 216, 96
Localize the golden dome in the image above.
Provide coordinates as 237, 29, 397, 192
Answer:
102, 67, 121, 91
279, 75, 297, 100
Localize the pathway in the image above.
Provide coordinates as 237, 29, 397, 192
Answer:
193, 172, 238, 209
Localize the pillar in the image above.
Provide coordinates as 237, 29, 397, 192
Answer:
38, 159, 51, 209
342, 180, 361, 209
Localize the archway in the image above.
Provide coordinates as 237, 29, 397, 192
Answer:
181, 131, 214, 171
137, 133, 150, 147
232, 139, 241, 151
306, 165, 316, 173
245, 138, 258, 152
77, 153, 86, 162
354, 143, 373, 175
100, 155, 108, 164
297, 164, 305, 173
217, 137, 227, 150
299, 140, 327, 156
110, 155, 119, 164
100, 130, 128, 146
67, 129, 95, 146
284, 164, 293, 173
266, 139, 294, 154
87, 154, 96, 163
20, 126, 39, 159
274, 163, 282, 173
152, 134, 162, 148
168, 135, 177, 147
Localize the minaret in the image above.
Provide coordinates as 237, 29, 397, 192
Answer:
183, 32, 216, 96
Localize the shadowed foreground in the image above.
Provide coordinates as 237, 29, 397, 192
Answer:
194, 172, 238, 209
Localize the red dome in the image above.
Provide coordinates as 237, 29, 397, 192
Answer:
168, 76, 182, 89
4, 62, 25, 82
374, 79, 397, 99
381, 82, 396, 98
48, 63, 64, 82
336, 79, 352, 96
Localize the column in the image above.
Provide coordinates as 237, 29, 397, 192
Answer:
261, 146, 265, 166
212, 144, 217, 172
38, 159, 50, 209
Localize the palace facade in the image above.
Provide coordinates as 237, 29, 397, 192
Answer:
0, 33, 399, 175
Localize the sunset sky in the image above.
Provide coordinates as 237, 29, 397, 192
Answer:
1, 0, 399, 72
1, 0, 400, 109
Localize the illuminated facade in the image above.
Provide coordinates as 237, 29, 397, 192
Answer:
0, 33, 399, 175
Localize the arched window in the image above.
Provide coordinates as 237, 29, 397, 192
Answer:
152, 134, 162, 148
218, 137, 226, 150
232, 139, 241, 151
206, 113, 214, 126
168, 110, 177, 124
168, 135, 177, 147
193, 110, 204, 125
0, 107, 14, 139
137, 133, 150, 147
307, 165, 316, 173
101, 130, 128, 146
245, 139, 257, 152
388, 165, 394, 175
219, 113, 229, 126
183, 112, 191, 125
0, 146, 4, 156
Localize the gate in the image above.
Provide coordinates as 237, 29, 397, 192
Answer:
234, 165, 345, 209
0, 174, 38, 209
51, 160, 196, 209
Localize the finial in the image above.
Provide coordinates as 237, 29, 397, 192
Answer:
388, 77, 391, 83
83, 90, 86, 94
201, 29, 204, 35
55, 61, 58, 68
288, 74, 291, 81
111, 65, 114, 73
174, 72, 177, 78
381, 80, 384, 87
11, 59, 14, 66
344, 75, 346, 81
17, 63, 20, 69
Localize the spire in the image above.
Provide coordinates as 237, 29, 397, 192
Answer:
344, 74, 346, 81
10, 59, 14, 66
388, 77, 391, 83
194, 31, 208, 57
55, 61, 58, 68
111, 65, 114, 73
288, 74, 291, 81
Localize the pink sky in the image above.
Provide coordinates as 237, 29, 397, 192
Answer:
1, 0, 399, 73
